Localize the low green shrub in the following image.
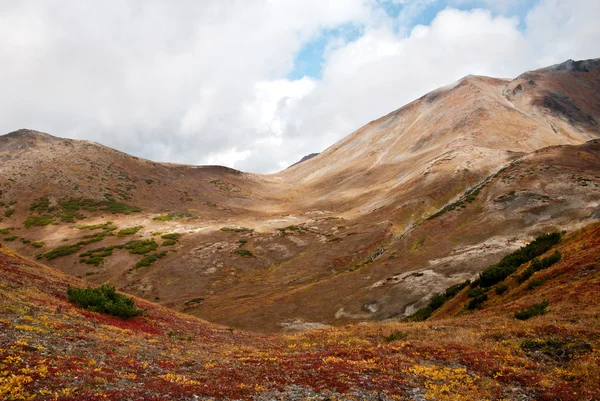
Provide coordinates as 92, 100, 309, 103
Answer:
25, 215, 56, 228
235, 249, 253, 257
117, 226, 144, 237
67, 284, 142, 318
4, 236, 17, 241
514, 300, 549, 320
495, 284, 509, 295
467, 293, 488, 310
135, 251, 167, 268
221, 226, 253, 233
384, 330, 407, 342
4, 209, 15, 217
161, 233, 181, 240
45, 244, 82, 260
124, 240, 158, 255
479, 232, 562, 287
518, 251, 562, 283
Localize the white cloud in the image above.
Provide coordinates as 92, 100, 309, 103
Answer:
0, 1, 599, 173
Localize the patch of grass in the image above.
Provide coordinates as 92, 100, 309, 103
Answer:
514, 300, 549, 320
117, 226, 144, 237
24, 215, 56, 228
235, 249, 253, 257
145, 179, 153, 184
0, 227, 13, 235
20, 238, 31, 244
479, 232, 562, 287
162, 239, 177, 246
384, 330, 407, 342
124, 240, 158, 255
31, 241, 45, 248
67, 284, 142, 318
4, 236, 17, 241
4, 209, 15, 217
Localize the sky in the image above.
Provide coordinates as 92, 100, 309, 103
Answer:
1, 0, 599, 173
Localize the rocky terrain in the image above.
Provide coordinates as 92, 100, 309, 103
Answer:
0, 58, 599, 334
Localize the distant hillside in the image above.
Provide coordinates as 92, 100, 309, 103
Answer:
1, 58, 599, 333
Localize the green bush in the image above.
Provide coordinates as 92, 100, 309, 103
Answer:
495, 284, 509, 295
45, 244, 82, 260
124, 240, 158, 255
162, 239, 177, 246
407, 279, 471, 322
221, 226, 253, 233
67, 284, 142, 318
514, 300, 549, 320
29, 196, 50, 213
152, 212, 193, 221
135, 251, 167, 268
4, 209, 15, 218
4, 236, 17, 241
384, 330, 407, 342
117, 226, 144, 237
467, 293, 488, 310
479, 232, 561, 287
161, 233, 181, 240
406, 306, 434, 322
25, 215, 56, 228
518, 251, 562, 283
444, 280, 470, 298
235, 249, 253, 257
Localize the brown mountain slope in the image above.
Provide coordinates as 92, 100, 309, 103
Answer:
1, 222, 599, 400
0, 58, 599, 332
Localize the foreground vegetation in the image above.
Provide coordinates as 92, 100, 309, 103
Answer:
0, 223, 599, 400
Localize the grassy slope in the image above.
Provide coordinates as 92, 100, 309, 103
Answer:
1, 223, 599, 400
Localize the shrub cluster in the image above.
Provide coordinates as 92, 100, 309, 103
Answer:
124, 240, 158, 255
24, 215, 56, 228
117, 226, 144, 237
514, 300, 549, 320
479, 232, 562, 287
67, 284, 142, 318
136, 251, 168, 268
407, 280, 470, 321
519, 251, 562, 283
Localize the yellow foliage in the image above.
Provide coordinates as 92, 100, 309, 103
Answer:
0, 374, 34, 401
158, 373, 199, 386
